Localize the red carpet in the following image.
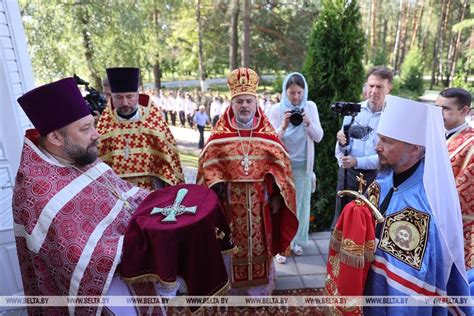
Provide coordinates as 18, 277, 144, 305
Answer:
169, 288, 325, 315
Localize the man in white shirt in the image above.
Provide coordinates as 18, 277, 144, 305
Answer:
332, 66, 393, 228
210, 96, 222, 127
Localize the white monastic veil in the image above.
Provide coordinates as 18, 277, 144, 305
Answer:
377, 95, 467, 282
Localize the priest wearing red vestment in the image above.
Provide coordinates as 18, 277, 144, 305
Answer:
13, 78, 171, 315
436, 87, 473, 268
197, 67, 298, 295
97, 67, 184, 190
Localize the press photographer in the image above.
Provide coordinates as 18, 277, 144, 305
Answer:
269, 72, 323, 263
73, 74, 107, 117
331, 66, 393, 229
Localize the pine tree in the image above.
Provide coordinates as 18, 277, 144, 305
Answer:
399, 46, 425, 99
302, 0, 365, 231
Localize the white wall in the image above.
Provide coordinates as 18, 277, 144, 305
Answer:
0, 0, 35, 311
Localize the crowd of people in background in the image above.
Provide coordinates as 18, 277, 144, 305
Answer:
137, 87, 282, 130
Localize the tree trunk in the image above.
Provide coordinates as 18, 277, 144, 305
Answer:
392, 0, 403, 74
382, 18, 388, 59
152, 3, 161, 89
153, 59, 161, 90
396, 1, 409, 71
369, 0, 377, 62
196, 0, 208, 91
448, 0, 468, 86
421, 0, 433, 53
468, 29, 474, 83
76, 4, 101, 89
363, 0, 370, 64
241, 0, 250, 68
229, 0, 239, 71
438, 0, 453, 87
409, 0, 424, 49
430, 0, 447, 89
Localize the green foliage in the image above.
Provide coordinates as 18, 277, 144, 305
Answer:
20, 0, 183, 86
451, 55, 474, 94
20, 1, 83, 82
20, 1, 323, 84
273, 72, 283, 93
372, 48, 388, 67
302, 0, 365, 232
452, 71, 474, 94
398, 46, 424, 99
250, 3, 319, 72
19, 0, 472, 94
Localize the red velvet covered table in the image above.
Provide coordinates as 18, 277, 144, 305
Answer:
120, 184, 233, 300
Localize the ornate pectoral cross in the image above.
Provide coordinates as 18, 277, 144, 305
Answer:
150, 188, 197, 223
241, 154, 252, 175
124, 139, 131, 160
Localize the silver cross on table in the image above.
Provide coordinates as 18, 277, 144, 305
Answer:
150, 188, 197, 223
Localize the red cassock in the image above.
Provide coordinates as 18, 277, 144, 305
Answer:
325, 200, 376, 315
196, 106, 298, 289
447, 126, 474, 268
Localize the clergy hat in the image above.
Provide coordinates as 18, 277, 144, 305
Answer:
377, 95, 466, 284
17, 77, 91, 136
377, 95, 428, 146
106, 67, 140, 93
227, 68, 259, 99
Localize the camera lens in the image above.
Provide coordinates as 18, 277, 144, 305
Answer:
290, 112, 303, 126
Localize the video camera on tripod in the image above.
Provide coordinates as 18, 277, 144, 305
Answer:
331, 101, 374, 198
73, 74, 106, 115
331, 101, 373, 142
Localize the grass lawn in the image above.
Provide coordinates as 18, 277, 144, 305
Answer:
179, 150, 199, 168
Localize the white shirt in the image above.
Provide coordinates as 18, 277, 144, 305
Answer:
210, 100, 222, 117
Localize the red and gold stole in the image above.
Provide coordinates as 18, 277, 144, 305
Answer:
97, 94, 184, 189
197, 106, 298, 288
447, 126, 474, 268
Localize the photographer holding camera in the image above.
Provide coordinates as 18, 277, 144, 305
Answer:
331, 66, 393, 229
270, 72, 323, 263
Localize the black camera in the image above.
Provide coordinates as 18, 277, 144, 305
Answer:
73, 74, 107, 115
331, 101, 361, 116
289, 108, 304, 126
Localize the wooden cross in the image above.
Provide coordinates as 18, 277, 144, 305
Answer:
150, 188, 197, 223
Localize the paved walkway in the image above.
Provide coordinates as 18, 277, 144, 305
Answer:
274, 232, 330, 290
170, 125, 330, 290
169, 126, 210, 156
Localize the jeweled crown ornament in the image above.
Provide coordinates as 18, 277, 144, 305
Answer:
150, 188, 197, 222
227, 68, 259, 99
